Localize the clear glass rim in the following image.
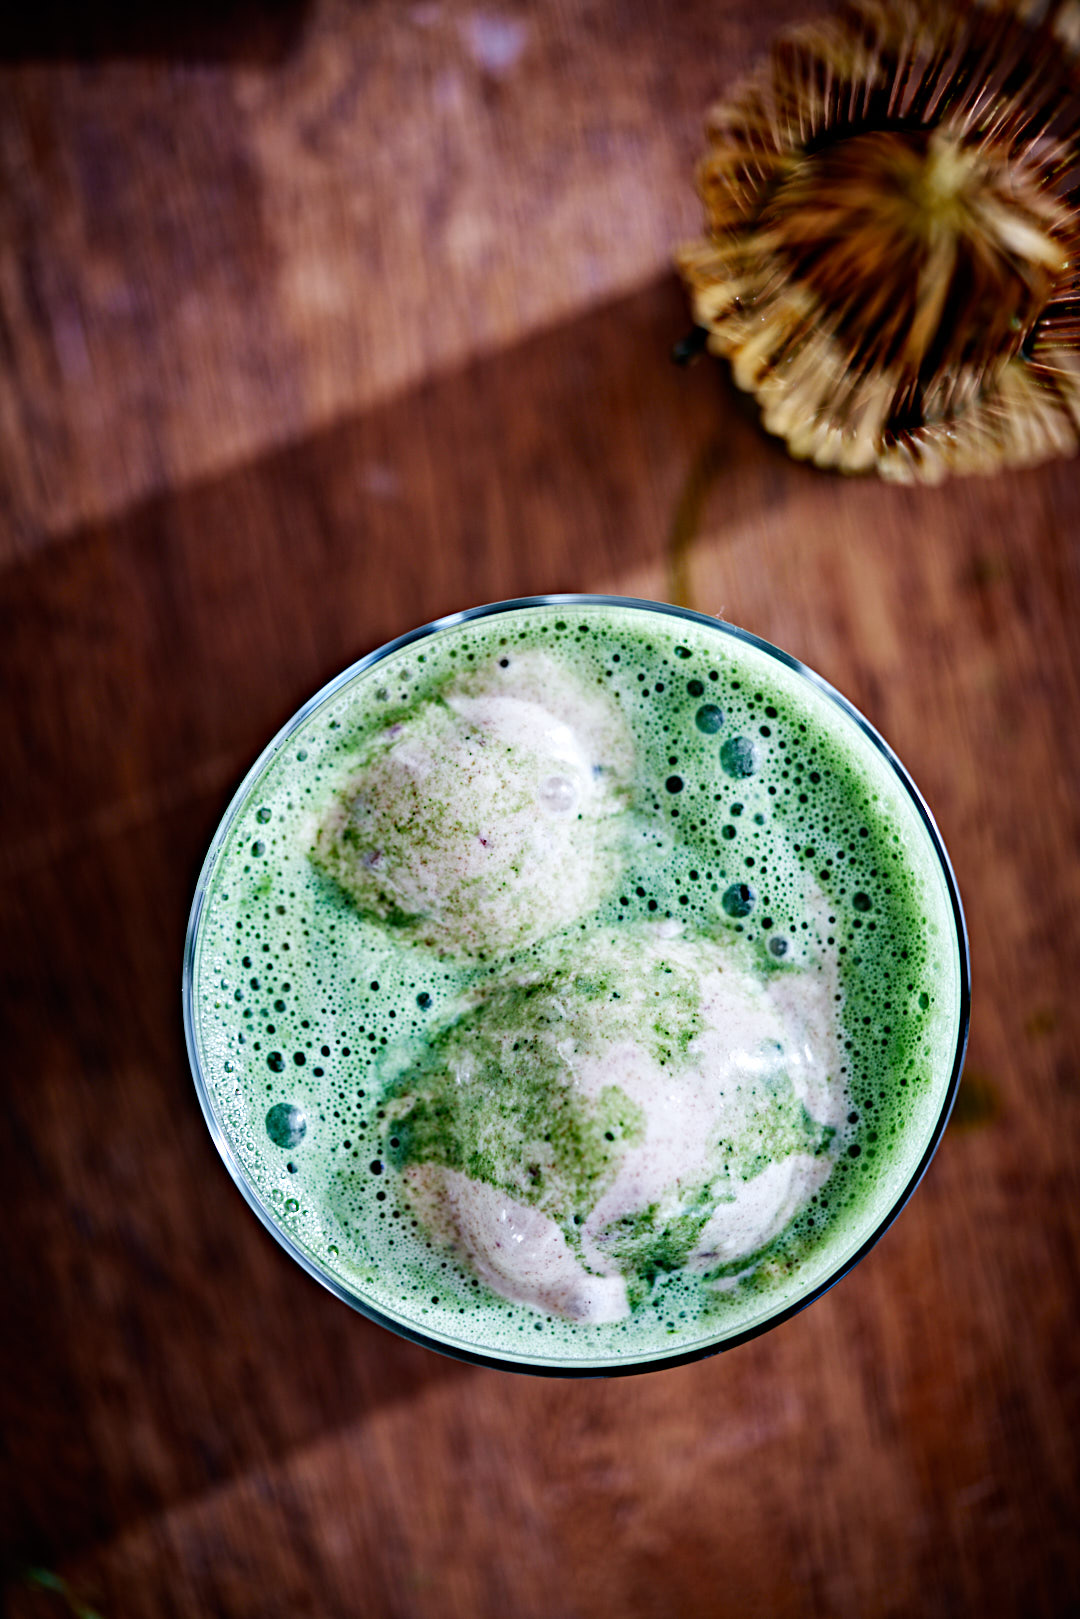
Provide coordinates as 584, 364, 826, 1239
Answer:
183, 594, 971, 1378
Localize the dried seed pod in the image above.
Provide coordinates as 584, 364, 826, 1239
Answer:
676, 0, 1080, 482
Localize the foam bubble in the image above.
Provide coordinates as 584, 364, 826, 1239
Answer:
720, 736, 758, 778
265, 1102, 307, 1149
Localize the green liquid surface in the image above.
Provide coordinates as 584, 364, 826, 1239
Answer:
188, 601, 964, 1371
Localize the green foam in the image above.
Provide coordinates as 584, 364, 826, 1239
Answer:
188, 601, 964, 1370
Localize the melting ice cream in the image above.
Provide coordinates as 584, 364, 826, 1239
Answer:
312, 650, 633, 956
384, 925, 845, 1322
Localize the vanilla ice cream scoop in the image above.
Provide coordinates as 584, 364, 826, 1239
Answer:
311, 650, 633, 957
383, 925, 846, 1321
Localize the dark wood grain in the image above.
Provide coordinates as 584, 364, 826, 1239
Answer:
2, 3, 1079, 1617
0, 0, 808, 553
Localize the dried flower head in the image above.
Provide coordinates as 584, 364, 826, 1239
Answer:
676, 0, 1080, 481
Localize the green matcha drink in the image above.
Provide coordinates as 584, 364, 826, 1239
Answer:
184, 597, 968, 1373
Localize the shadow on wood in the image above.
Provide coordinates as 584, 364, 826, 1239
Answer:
0, 1, 314, 65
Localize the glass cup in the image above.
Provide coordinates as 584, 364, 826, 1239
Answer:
184, 596, 969, 1375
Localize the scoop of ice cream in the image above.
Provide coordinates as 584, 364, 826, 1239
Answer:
403, 1167, 631, 1324
311, 650, 633, 957
383, 925, 846, 1321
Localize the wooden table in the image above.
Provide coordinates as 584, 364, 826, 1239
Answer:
3, 4, 1078, 1615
